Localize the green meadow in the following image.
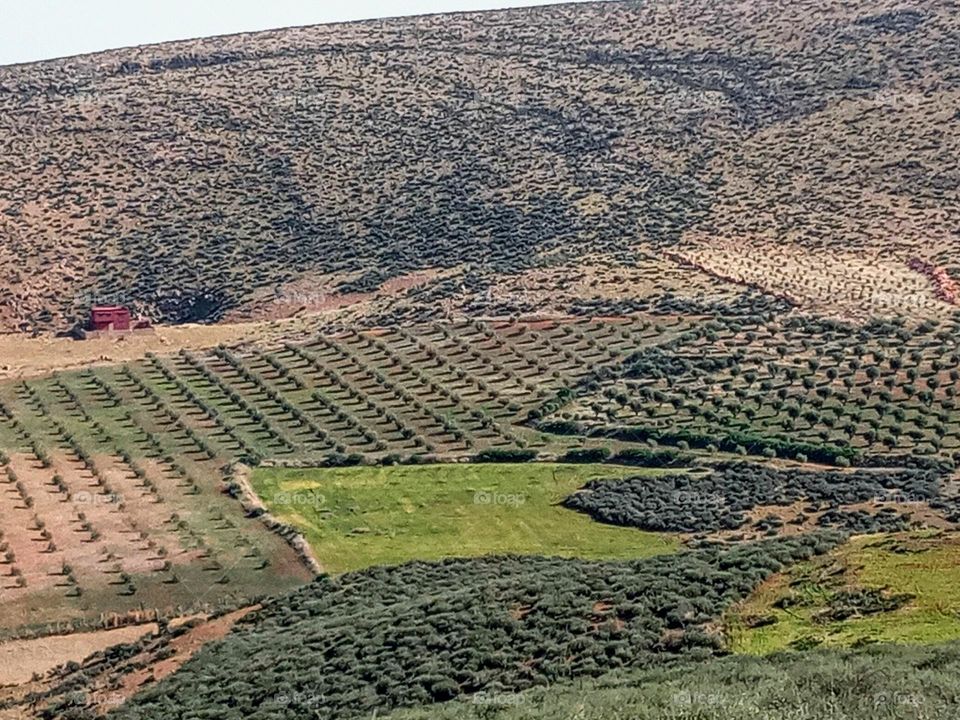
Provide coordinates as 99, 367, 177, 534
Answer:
252, 463, 679, 573
729, 531, 960, 653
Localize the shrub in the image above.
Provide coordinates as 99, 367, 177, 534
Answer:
559, 447, 611, 463
609, 447, 693, 468
473, 448, 537, 463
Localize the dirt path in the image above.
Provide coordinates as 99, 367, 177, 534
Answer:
100, 606, 257, 713
0, 316, 330, 381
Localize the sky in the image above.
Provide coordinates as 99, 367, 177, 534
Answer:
0, 0, 581, 66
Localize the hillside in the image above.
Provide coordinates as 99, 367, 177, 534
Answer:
2, 2, 960, 718
105, 536, 839, 719
1, 0, 959, 332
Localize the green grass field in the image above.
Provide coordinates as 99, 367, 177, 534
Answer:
729, 531, 960, 653
251, 463, 679, 573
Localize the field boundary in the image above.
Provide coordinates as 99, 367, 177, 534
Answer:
226, 463, 325, 576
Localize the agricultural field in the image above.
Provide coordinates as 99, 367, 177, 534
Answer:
0, 374, 312, 634
0, 317, 687, 633
729, 531, 960, 653
253, 463, 678, 573
0, 0, 959, 718
545, 313, 960, 459
2, 312, 960, 716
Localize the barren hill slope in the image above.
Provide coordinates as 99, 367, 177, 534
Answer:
0, 0, 958, 332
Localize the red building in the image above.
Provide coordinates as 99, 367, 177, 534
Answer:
89, 306, 132, 331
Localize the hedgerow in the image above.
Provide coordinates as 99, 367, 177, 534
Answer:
536, 420, 857, 466
473, 448, 538, 463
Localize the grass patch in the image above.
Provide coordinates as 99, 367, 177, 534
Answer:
252, 463, 679, 573
728, 531, 960, 653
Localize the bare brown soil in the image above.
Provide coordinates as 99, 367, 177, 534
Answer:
0, 623, 158, 687
0, 316, 338, 381
0, 607, 257, 718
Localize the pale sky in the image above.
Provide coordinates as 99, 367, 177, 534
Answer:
0, 0, 587, 66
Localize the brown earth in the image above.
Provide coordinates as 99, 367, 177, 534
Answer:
0, 315, 338, 381
0, 606, 257, 718
0, 623, 158, 687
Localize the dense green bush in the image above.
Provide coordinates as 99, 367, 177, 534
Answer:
596, 426, 858, 466
536, 420, 857, 466
563, 463, 945, 534
109, 536, 841, 720
318, 452, 367, 467
559, 447, 611, 463
473, 448, 538, 463
388, 640, 960, 720
816, 508, 913, 534
609, 447, 694, 467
